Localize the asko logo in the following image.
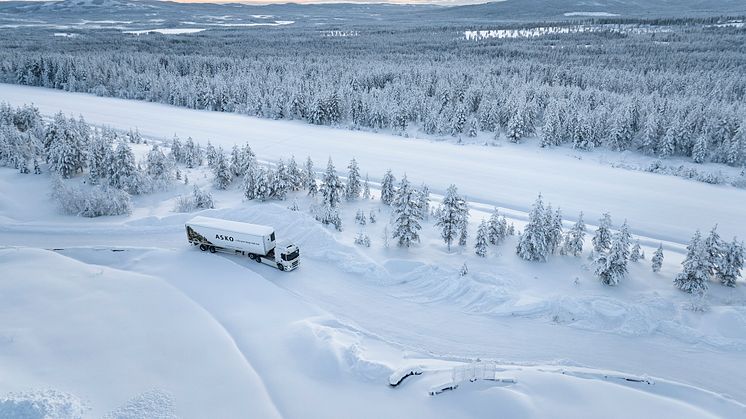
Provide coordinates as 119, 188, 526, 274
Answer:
216, 234, 234, 241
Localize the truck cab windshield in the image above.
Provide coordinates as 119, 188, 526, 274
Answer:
282, 250, 299, 261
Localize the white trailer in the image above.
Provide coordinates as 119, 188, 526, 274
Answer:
185, 216, 300, 271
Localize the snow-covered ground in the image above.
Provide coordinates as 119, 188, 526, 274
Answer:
1, 85, 746, 418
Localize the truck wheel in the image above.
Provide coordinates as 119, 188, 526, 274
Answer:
199, 244, 208, 252
278, 264, 285, 271
255, 257, 261, 263
248, 253, 256, 260
209, 246, 217, 253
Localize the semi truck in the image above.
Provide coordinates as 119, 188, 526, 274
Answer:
185, 216, 300, 272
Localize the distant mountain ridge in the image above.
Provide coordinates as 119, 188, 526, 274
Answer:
0, 0, 744, 25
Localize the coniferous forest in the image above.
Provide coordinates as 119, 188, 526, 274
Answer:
2, 18, 746, 166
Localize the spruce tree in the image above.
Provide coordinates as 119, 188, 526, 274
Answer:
652, 244, 664, 273
592, 213, 613, 254
630, 240, 643, 262
272, 160, 290, 199
595, 230, 630, 286
516, 194, 550, 262
170, 135, 183, 163
674, 230, 710, 295
253, 167, 272, 201
716, 237, 744, 287
380, 169, 396, 205
108, 141, 140, 193
418, 183, 430, 220
287, 156, 303, 191
562, 212, 586, 257
345, 158, 361, 200
487, 209, 508, 245
303, 156, 317, 196
205, 141, 218, 168
362, 173, 371, 199
704, 225, 725, 279
212, 149, 232, 190
391, 175, 423, 248
435, 184, 468, 251
320, 157, 344, 208
242, 166, 257, 200
475, 220, 489, 257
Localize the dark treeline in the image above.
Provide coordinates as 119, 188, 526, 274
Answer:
1, 20, 745, 166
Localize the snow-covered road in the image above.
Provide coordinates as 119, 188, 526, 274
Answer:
1, 83, 744, 244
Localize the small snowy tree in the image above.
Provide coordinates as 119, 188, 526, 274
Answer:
319, 158, 344, 208
362, 173, 371, 199
380, 170, 396, 205
475, 220, 489, 257
272, 160, 290, 200
435, 184, 468, 251
287, 156, 303, 191
205, 141, 218, 168
652, 244, 664, 273
592, 213, 613, 254
674, 230, 710, 295
595, 230, 630, 286
487, 209, 508, 245
212, 149, 232, 190
253, 167, 272, 201
418, 184, 430, 220
303, 156, 317, 196
516, 194, 550, 262
630, 240, 643, 262
369, 210, 377, 224
716, 237, 744, 287
562, 212, 586, 257
108, 141, 142, 194
391, 175, 423, 248
345, 158, 362, 200
355, 209, 367, 225
546, 206, 563, 254
704, 225, 725, 279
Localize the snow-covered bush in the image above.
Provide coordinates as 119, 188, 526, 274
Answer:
173, 186, 214, 212
51, 177, 131, 217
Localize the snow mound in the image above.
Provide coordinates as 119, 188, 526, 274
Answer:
289, 317, 393, 382
102, 390, 177, 419
0, 390, 87, 419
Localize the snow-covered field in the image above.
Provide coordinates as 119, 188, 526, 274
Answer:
1, 85, 746, 418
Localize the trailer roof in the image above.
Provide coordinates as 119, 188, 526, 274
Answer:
187, 216, 274, 237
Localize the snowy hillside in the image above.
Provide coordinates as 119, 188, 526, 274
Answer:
1, 93, 745, 417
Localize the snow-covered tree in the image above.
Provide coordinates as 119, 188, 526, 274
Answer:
369, 210, 377, 224
287, 156, 303, 191
546, 205, 563, 254
345, 158, 361, 200
487, 209, 508, 245
253, 167, 272, 201
391, 175, 423, 248
562, 212, 586, 257
242, 166, 257, 200
674, 230, 710, 295
435, 184, 468, 251
652, 244, 664, 273
212, 148, 232, 190
630, 240, 643, 262
145, 143, 172, 187
46, 112, 86, 179
716, 237, 744, 287
182, 137, 202, 169
87, 131, 111, 185
380, 169, 396, 205
418, 183, 430, 220
704, 225, 725, 279
320, 157, 344, 208
272, 159, 290, 199
303, 156, 317, 196
362, 173, 371, 199
475, 220, 489, 257
205, 140, 218, 168
595, 229, 630, 286
592, 212, 613, 254
230, 143, 256, 178
516, 194, 550, 261
108, 141, 141, 194
170, 135, 183, 163
355, 209, 367, 225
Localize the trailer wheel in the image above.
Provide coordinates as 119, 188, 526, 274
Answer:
209, 246, 217, 253
199, 244, 208, 252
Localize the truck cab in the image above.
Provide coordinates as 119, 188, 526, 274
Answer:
277, 244, 300, 271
